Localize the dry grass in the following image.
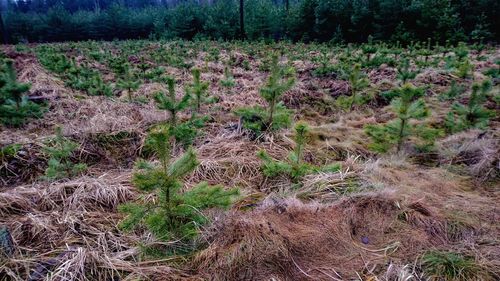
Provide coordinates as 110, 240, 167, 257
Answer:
437, 129, 499, 181
194, 193, 452, 280
194, 155, 500, 280
0, 173, 182, 280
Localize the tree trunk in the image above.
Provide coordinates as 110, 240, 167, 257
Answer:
94, 0, 100, 14
239, 0, 245, 39
397, 118, 406, 152
349, 89, 356, 111
0, 4, 7, 44
285, 0, 289, 12
267, 99, 275, 129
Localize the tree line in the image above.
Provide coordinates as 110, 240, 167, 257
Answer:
0, 0, 498, 44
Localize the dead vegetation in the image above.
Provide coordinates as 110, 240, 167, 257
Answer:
0, 173, 184, 280
438, 129, 499, 181
193, 152, 499, 280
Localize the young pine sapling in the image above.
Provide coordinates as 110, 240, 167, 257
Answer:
42, 127, 87, 180
220, 65, 236, 91
336, 64, 370, 111
365, 83, 442, 153
438, 80, 465, 101
0, 61, 45, 127
258, 122, 341, 183
117, 70, 141, 102
187, 68, 212, 113
119, 126, 238, 250
445, 80, 494, 133
235, 54, 295, 136
154, 76, 205, 148
154, 77, 191, 127
397, 59, 419, 85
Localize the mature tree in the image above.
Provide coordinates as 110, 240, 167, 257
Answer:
0, 1, 7, 44
239, 0, 245, 38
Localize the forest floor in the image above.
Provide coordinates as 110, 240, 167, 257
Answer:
0, 41, 499, 280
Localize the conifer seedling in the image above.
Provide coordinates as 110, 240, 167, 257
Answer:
117, 70, 141, 102
235, 54, 295, 136
335, 64, 370, 111
220, 65, 236, 91
155, 76, 191, 127
154, 76, 205, 148
187, 68, 211, 113
397, 59, 419, 84
260, 55, 295, 127
119, 125, 238, 250
445, 80, 494, 133
365, 83, 441, 153
42, 127, 87, 180
137, 58, 150, 78
361, 41, 377, 63
439, 80, 465, 101
0, 61, 45, 127
258, 122, 341, 183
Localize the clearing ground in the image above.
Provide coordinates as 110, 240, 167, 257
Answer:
0, 41, 499, 280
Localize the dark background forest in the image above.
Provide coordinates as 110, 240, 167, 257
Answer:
0, 0, 498, 44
